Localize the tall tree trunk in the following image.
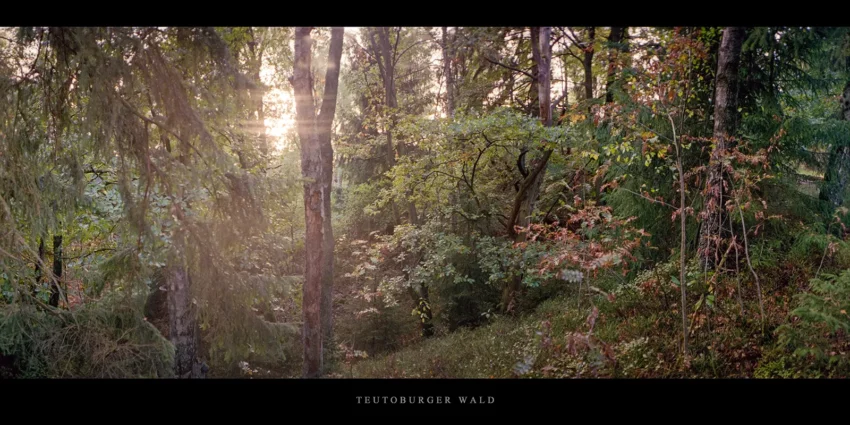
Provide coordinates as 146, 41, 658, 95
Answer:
377, 28, 419, 226
527, 28, 540, 118
820, 80, 850, 211
318, 28, 344, 365
699, 27, 745, 270
443, 27, 460, 233
502, 27, 553, 312
605, 27, 627, 104
368, 28, 402, 227
291, 27, 344, 378
442, 27, 455, 117
583, 27, 596, 106
49, 235, 61, 307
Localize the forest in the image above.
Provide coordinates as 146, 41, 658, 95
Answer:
1, 26, 849, 379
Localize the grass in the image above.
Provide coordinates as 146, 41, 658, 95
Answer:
345, 259, 814, 379
347, 280, 657, 378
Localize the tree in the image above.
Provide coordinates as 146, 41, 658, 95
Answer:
605, 27, 628, 104
583, 27, 596, 104
560, 27, 598, 111
441, 27, 455, 117
699, 27, 745, 270
502, 26, 555, 312
290, 26, 344, 378
50, 235, 62, 307
820, 58, 850, 210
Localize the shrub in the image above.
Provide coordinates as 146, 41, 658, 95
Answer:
0, 293, 174, 378
776, 269, 850, 376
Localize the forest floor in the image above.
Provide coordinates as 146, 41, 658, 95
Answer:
345, 268, 814, 378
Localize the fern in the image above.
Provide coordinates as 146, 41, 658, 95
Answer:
778, 269, 850, 372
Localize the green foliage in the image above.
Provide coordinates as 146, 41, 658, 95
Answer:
0, 294, 174, 378
754, 348, 803, 378
777, 270, 850, 374
5, 25, 850, 379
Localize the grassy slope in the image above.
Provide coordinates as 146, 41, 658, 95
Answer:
347, 264, 813, 378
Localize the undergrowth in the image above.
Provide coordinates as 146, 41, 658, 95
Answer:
0, 292, 174, 378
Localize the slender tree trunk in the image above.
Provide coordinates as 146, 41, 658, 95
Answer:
583, 27, 595, 106
49, 235, 61, 307
376, 28, 419, 226
502, 27, 553, 312
699, 27, 745, 270
292, 27, 344, 378
442, 28, 459, 232
678, 147, 688, 357
442, 27, 455, 117
318, 28, 344, 365
528, 28, 540, 118
33, 237, 44, 296
669, 115, 689, 357
821, 81, 850, 210
526, 26, 553, 221
605, 27, 627, 104
515, 26, 547, 232
368, 28, 402, 227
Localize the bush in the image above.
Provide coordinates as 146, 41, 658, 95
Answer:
776, 269, 850, 377
0, 293, 174, 378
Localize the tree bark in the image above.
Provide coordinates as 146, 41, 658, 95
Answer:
502, 27, 553, 312
605, 27, 627, 104
583, 27, 596, 105
820, 81, 850, 211
293, 27, 324, 378
33, 237, 44, 296
291, 27, 343, 378
166, 264, 203, 378
49, 235, 61, 308
528, 28, 541, 118
699, 27, 745, 270
318, 27, 344, 365
442, 27, 455, 117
